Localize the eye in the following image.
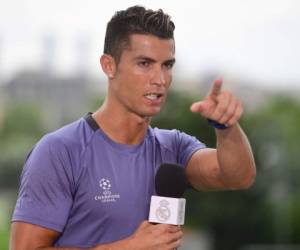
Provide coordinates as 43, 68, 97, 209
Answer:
163, 61, 175, 69
138, 61, 151, 67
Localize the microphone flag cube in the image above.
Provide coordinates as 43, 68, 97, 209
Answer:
148, 196, 186, 225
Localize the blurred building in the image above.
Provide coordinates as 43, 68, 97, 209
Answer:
74, 35, 92, 77
2, 70, 101, 129
42, 34, 57, 75
173, 71, 274, 113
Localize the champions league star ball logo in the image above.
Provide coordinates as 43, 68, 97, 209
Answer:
99, 178, 111, 191
95, 178, 120, 203
156, 200, 171, 222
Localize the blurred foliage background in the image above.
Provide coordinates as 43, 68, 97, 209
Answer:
1, 75, 300, 249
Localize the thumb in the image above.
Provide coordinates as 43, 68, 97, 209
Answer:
139, 220, 151, 229
190, 101, 207, 113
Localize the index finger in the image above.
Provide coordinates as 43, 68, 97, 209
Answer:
209, 78, 223, 97
168, 225, 181, 233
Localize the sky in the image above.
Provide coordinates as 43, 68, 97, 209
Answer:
0, 0, 300, 89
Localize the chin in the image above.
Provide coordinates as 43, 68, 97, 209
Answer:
138, 109, 161, 119
147, 108, 162, 117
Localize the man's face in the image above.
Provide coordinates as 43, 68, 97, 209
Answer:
110, 34, 175, 119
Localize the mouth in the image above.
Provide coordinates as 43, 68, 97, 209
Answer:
144, 93, 164, 101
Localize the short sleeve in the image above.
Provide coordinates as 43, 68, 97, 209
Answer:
176, 131, 206, 167
12, 134, 75, 232
152, 128, 206, 168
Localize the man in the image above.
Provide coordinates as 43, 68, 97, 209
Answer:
10, 5, 256, 250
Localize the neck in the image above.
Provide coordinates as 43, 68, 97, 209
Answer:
92, 99, 151, 145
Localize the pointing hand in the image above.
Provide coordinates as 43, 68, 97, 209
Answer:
190, 79, 243, 127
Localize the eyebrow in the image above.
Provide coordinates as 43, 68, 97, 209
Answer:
134, 56, 176, 65
164, 58, 176, 65
134, 56, 156, 63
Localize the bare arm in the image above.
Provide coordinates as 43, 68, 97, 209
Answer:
214, 123, 256, 189
187, 79, 256, 191
186, 124, 255, 191
10, 221, 183, 250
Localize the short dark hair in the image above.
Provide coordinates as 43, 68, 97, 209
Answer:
104, 5, 175, 63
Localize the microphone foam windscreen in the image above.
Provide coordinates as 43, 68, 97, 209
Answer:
155, 163, 190, 198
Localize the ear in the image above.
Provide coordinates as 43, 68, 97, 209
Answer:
100, 54, 116, 79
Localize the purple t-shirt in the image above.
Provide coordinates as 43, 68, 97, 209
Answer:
12, 113, 205, 248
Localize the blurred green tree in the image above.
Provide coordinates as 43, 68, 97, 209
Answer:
0, 102, 46, 250
244, 96, 300, 246
0, 103, 45, 189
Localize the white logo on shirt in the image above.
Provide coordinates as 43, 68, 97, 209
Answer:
99, 178, 111, 190
94, 178, 120, 203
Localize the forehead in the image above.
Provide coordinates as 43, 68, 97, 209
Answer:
123, 34, 175, 60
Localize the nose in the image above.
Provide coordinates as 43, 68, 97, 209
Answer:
151, 66, 166, 86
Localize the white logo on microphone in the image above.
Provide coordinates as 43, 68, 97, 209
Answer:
155, 200, 171, 222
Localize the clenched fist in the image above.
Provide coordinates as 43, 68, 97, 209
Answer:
128, 221, 183, 250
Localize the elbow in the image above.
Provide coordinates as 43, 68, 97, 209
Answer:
245, 160, 257, 189
224, 163, 257, 190
227, 176, 255, 190
240, 171, 256, 190
236, 163, 257, 190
